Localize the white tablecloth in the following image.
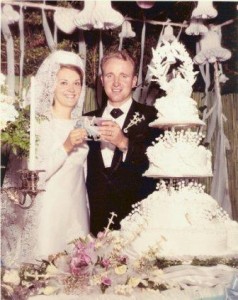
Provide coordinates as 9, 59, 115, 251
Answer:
29, 285, 225, 300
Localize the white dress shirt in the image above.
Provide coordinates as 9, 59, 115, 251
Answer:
101, 98, 132, 168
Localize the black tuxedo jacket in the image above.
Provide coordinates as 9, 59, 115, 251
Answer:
84, 100, 162, 236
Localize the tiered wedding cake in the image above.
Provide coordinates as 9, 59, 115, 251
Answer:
120, 40, 238, 258
143, 129, 213, 177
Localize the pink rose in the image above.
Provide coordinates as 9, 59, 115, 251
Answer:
101, 276, 112, 286
101, 258, 111, 269
97, 232, 105, 240
70, 254, 91, 275
118, 255, 128, 264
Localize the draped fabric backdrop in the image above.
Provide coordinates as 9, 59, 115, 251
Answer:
193, 92, 238, 220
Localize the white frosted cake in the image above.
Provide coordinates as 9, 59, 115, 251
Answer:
120, 181, 238, 258
144, 40, 211, 178
150, 77, 205, 127
148, 40, 204, 128
144, 129, 213, 177
120, 39, 238, 260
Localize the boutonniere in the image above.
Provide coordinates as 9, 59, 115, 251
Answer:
123, 112, 145, 133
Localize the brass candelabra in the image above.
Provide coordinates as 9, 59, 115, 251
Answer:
1, 169, 45, 209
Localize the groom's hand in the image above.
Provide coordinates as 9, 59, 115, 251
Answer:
98, 120, 128, 150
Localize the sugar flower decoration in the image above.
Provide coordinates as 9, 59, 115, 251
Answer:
54, 7, 79, 34
194, 25, 232, 65
191, 1, 218, 19
185, 19, 208, 36
74, 0, 124, 30
119, 20, 136, 38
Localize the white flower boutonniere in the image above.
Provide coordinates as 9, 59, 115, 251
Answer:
123, 112, 145, 133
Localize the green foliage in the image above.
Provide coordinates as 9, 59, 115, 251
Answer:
192, 256, 238, 268
1, 35, 76, 76
1, 104, 30, 157
192, 257, 220, 267
138, 280, 169, 291
155, 257, 182, 269
24, 10, 43, 25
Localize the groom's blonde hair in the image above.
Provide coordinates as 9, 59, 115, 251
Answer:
101, 50, 136, 75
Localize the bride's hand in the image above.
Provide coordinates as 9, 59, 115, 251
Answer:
64, 128, 87, 153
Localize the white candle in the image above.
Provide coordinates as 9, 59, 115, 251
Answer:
29, 76, 36, 170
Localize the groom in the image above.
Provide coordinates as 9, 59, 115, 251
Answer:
86, 50, 162, 236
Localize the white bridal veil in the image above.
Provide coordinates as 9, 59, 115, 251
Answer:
33, 50, 86, 118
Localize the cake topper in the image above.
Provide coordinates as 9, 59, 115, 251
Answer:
148, 40, 198, 93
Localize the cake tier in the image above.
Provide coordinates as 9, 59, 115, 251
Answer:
120, 184, 238, 258
226, 220, 238, 251
144, 130, 213, 177
125, 227, 227, 257
149, 74, 205, 128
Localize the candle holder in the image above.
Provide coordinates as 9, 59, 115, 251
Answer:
1, 169, 45, 209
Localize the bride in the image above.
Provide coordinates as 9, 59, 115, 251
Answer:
2, 50, 90, 265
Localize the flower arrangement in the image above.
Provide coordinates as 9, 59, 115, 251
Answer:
0, 213, 174, 299
1, 212, 238, 299
0, 73, 30, 158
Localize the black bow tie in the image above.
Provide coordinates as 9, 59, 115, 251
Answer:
110, 108, 123, 119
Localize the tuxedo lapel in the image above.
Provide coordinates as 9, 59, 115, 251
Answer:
110, 101, 137, 173
122, 101, 137, 133
95, 108, 105, 117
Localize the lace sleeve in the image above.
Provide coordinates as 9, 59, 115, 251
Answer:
35, 120, 68, 184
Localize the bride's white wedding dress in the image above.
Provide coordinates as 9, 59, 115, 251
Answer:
2, 117, 90, 265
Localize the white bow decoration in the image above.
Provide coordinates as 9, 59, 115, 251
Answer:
185, 19, 208, 36
118, 20, 136, 51
162, 24, 176, 42
119, 20, 136, 38
92, 0, 124, 30
74, 1, 96, 30
74, 0, 124, 30
1, 4, 20, 25
54, 7, 79, 34
194, 25, 231, 65
192, 1, 218, 19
